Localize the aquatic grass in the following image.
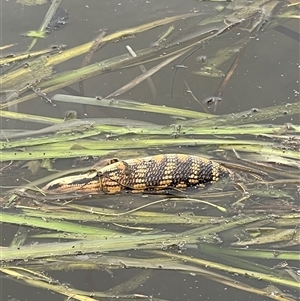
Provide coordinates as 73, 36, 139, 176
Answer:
0, 43, 17, 51
0, 149, 112, 162
0, 109, 62, 125
1, 22, 238, 109
3, 261, 284, 301
152, 250, 300, 290
182, 101, 300, 126
199, 244, 300, 261
104, 270, 154, 295
0, 136, 280, 162
221, 144, 300, 160
238, 153, 300, 169
198, 247, 294, 277
8, 255, 295, 301
106, 50, 191, 98
17, 204, 217, 226
9, 227, 29, 248
0, 12, 201, 106
0, 267, 103, 301
2, 190, 299, 300
1, 56, 54, 93
2, 137, 298, 166
1, 5, 299, 300
232, 228, 300, 247
274, 214, 300, 227
44, 12, 199, 66
3, 262, 156, 300
3, 120, 298, 141
36, 46, 192, 91
2, 136, 271, 151
5, 120, 296, 149
51, 95, 300, 126
0, 232, 199, 262
4, 209, 296, 263
246, 189, 295, 202
0, 47, 59, 66
0, 211, 123, 238
27, 0, 63, 51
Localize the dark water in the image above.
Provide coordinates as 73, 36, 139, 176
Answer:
1, 1, 299, 300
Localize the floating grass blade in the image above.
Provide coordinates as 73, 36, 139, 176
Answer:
0, 211, 123, 237
45, 12, 199, 66
0, 267, 102, 301
0, 149, 112, 162
0, 43, 17, 51
0, 22, 230, 109
15, 255, 297, 301
105, 270, 154, 295
0, 13, 199, 101
27, 0, 63, 51
106, 50, 189, 98
0, 117, 160, 140
52, 95, 214, 119
1, 55, 54, 93
232, 229, 300, 247
200, 244, 300, 261
126, 45, 157, 98
0, 109, 62, 125
222, 144, 300, 160
152, 251, 300, 289
51, 95, 300, 127
0, 47, 59, 66
26, 137, 270, 150
182, 101, 300, 126
19, 206, 213, 226
9, 227, 29, 251
153, 25, 175, 46
0, 232, 199, 262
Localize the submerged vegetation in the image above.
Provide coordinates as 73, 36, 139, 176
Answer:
0, 0, 299, 300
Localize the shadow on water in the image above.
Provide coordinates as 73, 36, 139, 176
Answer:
0, 0, 299, 300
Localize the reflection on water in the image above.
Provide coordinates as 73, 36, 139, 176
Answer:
1, 0, 299, 300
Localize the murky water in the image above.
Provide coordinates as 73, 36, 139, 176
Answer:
1, 1, 299, 300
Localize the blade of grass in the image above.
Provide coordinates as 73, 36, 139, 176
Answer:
222, 144, 300, 160
1, 136, 271, 152
200, 244, 300, 261
0, 267, 101, 301
126, 45, 157, 99
236, 153, 300, 169
27, 0, 63, 51
0, 12, 199, 95
231, 229, 300, 247
1, 57, 53, 93
106, 50, 188, 98
52, 94, 214, 119
152, 250, 300, 289
9, 227, 29, 248
0, 232, 199, 262
104, 270, 153, 295
0, 43, 17, 51
182, 101, 300, 126
0, 211, 123, 237
0, 47, 59, 65
15, 255, 296, 301
0, 22, 231, 108
19, 206, 213, 226
0, 109, 62, 125
0, 149, 112, 162
2, 120, 298, 143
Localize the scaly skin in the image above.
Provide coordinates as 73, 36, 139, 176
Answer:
42, 154, 231, 195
